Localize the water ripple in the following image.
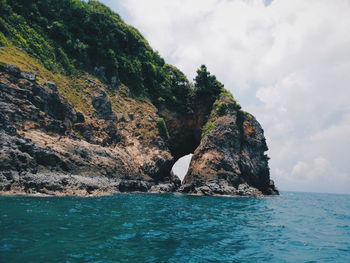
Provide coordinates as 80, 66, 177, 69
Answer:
0, 192, 349, 262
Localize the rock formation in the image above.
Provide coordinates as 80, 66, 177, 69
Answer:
180, 95, 278, 196
0, 63, 278, 196
0, 0, 278, 197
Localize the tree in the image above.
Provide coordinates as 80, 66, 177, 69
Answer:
194, 65, 223, 102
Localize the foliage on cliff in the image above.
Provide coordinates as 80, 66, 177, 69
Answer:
194, 65, 223, 103
156, 117, 170, 139
0, 1, 277, 197
0, 0, 194, 111
0, 0, 238, 116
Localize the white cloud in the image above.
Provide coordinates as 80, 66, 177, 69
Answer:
291, 161, 309, 179
102, 0, 350, 194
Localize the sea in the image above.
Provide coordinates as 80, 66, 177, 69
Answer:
0, 192, 349, 263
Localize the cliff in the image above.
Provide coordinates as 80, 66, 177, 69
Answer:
0, 0, 278, 196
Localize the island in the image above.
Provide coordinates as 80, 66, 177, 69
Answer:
0, 0, 278, 197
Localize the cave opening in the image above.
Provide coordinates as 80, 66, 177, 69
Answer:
171, 154, 193, 182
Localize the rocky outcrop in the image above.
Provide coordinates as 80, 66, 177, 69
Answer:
181, 95, 278, 196
0, 63, 278, 197
0, 64, 178, 194
91, 89, 115, 121
0, 171, 166, 196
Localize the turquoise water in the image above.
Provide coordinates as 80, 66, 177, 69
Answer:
0, 192, 349, 263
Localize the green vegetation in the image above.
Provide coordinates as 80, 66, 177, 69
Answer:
194, 65, 223, 104
215, 102, 229, 116
193, 65, 242, 116
0, 31, 10, 46
218, 89, 241, 110
0, 0, 241, 117
0, 46, 96, 114
202, 121, 216, 138
0, 0, 194, 112
160, 64, 194, 113
242, 111, 254, 121
156, 117, 170, 139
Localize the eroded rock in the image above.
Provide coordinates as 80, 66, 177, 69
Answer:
0, 64, 278, 197
182, 94, 279, 196
91, 89, 115, 120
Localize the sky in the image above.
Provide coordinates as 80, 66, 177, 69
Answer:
100, 0, 350, 194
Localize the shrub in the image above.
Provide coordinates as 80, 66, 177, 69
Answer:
156, 117, 169, 139
202, 121, 216, 138
0, 32, 10, 46
194, 65, 223, 103
215, 102, 228, 116
1, 0, 242, 118
219, 88, 241, 110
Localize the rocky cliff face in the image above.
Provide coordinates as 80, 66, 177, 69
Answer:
0, 0, 278, 197
180, 95, 278, 197
0, 63, 178, 195
0, 62, 278, 196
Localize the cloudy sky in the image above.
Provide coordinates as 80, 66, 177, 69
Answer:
101, 0, 350, 194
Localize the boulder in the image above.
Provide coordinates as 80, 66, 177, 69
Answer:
118, 180, 151, 192
20, 71, 36, 81
91, 89, 115, 120
45, 81, 57, 92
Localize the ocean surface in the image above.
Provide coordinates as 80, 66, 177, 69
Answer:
0, 192, 349, 263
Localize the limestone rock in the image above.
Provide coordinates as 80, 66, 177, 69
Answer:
118, 180, 151, 192
91, 89, 115, 120
0, 64, 277, 197
0, 67, 179, 195
0, 63, 36, 81
182, 95, 279, 196
45, 81, 57, 92
20, 71, 36, 81
0, 63, 21, 76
